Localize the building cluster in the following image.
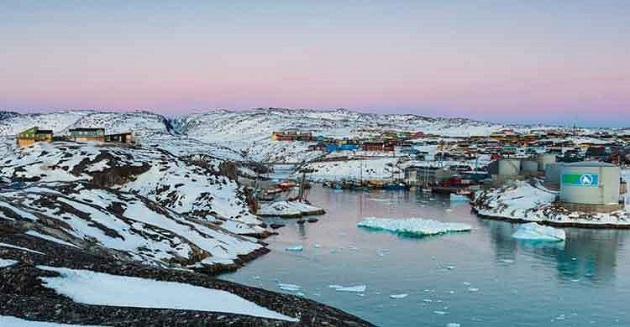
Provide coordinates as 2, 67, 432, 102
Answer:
16, 126, 133, 148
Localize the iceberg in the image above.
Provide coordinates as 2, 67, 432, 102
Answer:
357, 218, 471, 237
512, 223, 566, 242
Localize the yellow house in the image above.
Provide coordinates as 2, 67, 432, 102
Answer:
16, 127, 53, 148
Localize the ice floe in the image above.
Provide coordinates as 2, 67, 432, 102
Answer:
512, 223, 566, 242
357, 217, 471, 237
328, 284, 367, 293
277, 283, 301, 292
389, 293, 409, 299
285, 245, 304, 252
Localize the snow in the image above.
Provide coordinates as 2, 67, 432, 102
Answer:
0, 242, 46, 255
0, 316, 102, 327
258, 201, 323, 217
26, 231, 78, 248
512, 223, 566, 242
328, 284, 367, 293
0, 259, 18, 267
38, 266, 298, 322
474, 179, 630, 226
357, 217, 472, 237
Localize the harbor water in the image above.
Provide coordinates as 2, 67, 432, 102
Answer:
223, 186, 630, 327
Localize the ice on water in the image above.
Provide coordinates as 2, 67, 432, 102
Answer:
512, 222, 566, 242
357, 217, 471, 237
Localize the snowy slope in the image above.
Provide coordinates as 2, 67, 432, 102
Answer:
0, 142, 263, 236
0, 182, 262, 268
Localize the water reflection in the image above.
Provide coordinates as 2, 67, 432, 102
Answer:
484, 218, 630, 284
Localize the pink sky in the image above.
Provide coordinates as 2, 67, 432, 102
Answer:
1, 1, 629, 126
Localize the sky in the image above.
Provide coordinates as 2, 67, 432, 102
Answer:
1, 0, 629, 127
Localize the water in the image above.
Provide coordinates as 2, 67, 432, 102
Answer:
223, 186, 630, 327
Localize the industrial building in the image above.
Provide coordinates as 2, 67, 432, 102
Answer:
559, 161, 621, 206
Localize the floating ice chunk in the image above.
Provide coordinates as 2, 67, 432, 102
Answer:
446, 323, 461, 327
357, 218, 471, 237
285, 245, 304, 252
449, 194, 469, 202
278, 283, 301, 292
468, 287, 479, 292
329, 285, 367, 293
434, 311, 447, 315
390, 293, 409, 299
423, 299, 433, 303
500, 259, 515, 264
512, 223, 566, 242
313, 244, 321, 248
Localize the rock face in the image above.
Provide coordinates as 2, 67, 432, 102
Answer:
0, 231, 374, 326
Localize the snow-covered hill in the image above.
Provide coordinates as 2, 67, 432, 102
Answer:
0, 142, 263, 236
172, 108, 511, 163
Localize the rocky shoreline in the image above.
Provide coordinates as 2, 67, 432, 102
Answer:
0, 230, 375, 327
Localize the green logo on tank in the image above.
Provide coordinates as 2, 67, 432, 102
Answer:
561, 173, 599, 187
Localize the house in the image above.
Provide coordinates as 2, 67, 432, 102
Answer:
105, 132, 133, 144
362, 142, 394, 152
271, 130, 313, 141
69, 128, 105, 142
16, 127, 53, 147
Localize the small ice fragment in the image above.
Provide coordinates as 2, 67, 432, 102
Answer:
296, 292, 305, 297
330, 285, 367, 293
423, 299, 433, 303
446, 265, 456, 270
390, 293, 409, 299
434, 311, 447, 315
313, 244, 321, 248
278, 283, 301, 292
468, 287, 479, 292
463, 282, 471, 286
252, 275, 260, 280
285, 245, 303, 252
500, 259, 515, 264
446, 323, 461, 327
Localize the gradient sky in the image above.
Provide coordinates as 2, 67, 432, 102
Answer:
1, 1, 629, 127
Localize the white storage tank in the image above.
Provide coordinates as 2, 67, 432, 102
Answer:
537, 153, 557, 171
521, 160, 539, 173
559, 162, 620, 205
545, 163, 564, 184
498, 159, 521, 177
